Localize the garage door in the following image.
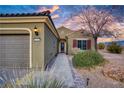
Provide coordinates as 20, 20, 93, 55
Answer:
0, 34, 30, 68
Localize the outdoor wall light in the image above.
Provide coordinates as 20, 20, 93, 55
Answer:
34, 25, 39, 36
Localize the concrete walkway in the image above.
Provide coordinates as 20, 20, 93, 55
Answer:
49, 53, 86, 88
50, 53, 75, 87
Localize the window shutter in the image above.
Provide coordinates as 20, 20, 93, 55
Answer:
73, 39, 77, 48
87, 40, 91, 49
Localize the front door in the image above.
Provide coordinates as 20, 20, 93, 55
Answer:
61, 42, 65, 53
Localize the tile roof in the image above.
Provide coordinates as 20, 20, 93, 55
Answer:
0, 10, 60, 38
0, 10, 51, 17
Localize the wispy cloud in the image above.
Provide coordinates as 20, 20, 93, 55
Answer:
61, 15, 83, 30
37, 5, 60, 13
61, 11, 124, 31
50, 5, 60, 13
37, 5, 60, 20
51, 14, 60, 19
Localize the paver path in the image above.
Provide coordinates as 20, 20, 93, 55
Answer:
68, 55, 86, 88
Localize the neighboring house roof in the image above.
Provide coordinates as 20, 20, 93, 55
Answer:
67, 30, 89, 38
57, 26, 74, 31
57, 26, 92, 39
68, 29, 91, 36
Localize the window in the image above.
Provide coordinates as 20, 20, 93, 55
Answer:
77, 40, 87, 50
78, 40, 81, 49
73, 39, 91, 50
82, 40, 87, 50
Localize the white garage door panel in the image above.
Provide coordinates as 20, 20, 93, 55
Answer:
0, 35, 30, 68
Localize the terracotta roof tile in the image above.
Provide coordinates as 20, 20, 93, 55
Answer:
0, 10, 51, 17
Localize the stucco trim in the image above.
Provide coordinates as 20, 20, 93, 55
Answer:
0, 16, 59, 38
0, 28, 32, 68
74, 38, 90, 40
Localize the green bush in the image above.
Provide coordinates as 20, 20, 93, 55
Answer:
107, 42, 122, 54
72, 51, 104, 68
98, 43, 105, 49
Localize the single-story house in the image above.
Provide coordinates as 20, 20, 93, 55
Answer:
0, 11, 95, 69
0, 11, 60, 69
57, 26, 95, 54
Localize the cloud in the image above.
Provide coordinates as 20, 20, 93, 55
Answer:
51, 14, 60, 19
37, 5, 60, 13
61, 12, 124, 31
50, 5, 59, 13
37, 5, 60, 20
37, 7, 48, 12
61, 15, 83, 30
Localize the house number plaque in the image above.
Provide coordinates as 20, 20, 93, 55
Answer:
33, 38, 41, 42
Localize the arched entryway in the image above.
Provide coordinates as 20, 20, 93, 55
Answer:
60, 42, 65, 52
59, 39, 67, 53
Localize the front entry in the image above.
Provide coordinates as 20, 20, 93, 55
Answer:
61, 42, 65, 53
59, 39, 66, 53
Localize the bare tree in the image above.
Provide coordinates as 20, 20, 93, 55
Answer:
73, 7, 121, 51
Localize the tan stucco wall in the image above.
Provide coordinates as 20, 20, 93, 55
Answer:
0, 23, 44, 69
44, 24, 58, 68
68, 37, 94, 55
0, 16, 59, 70
57, 26, 73, 39
57, 27, 95, 55
67, 31, 95, 54
57, 26, 94, 54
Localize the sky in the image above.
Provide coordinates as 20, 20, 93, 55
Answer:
0, 5, 124, 30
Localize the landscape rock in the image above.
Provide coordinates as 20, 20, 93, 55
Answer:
103, 64, 124, 82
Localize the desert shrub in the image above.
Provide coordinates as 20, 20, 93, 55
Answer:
107, 42, 122, 54
0, 69, 66, 88
72, 51, 104, 68
98, 43, 105, 49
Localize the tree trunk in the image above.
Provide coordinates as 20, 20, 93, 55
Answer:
94, 37, 98, 51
